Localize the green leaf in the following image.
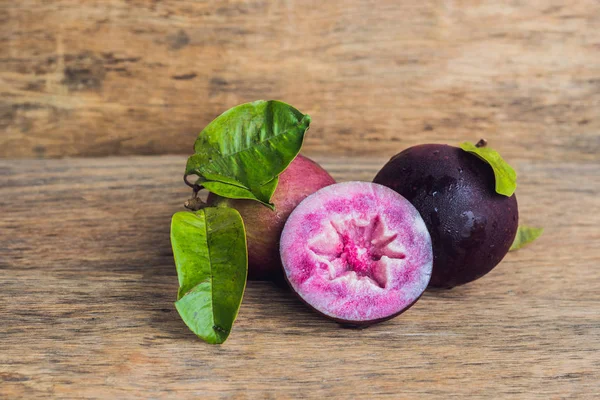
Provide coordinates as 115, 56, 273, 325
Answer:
170, 208, 247, 344
459, 141, 517, 196
185, 100, 310, 205
510, 226, 543, 251
202, 177, 278, 210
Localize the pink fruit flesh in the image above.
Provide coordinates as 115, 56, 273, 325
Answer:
280, 182, 433, 324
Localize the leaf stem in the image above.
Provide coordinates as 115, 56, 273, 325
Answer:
183, 183, 208, 211
183, 174, 201, 190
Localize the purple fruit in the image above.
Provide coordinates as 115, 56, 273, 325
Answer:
280, 181, 433, 326
373, 144, 518, 288
208, 154, 335, 280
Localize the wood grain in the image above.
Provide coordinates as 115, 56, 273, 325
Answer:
1, 0, 600, 160
1, 155, 599, 399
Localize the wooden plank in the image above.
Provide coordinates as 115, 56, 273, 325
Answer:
1, 0, 599, 160
0, 155, 598, 398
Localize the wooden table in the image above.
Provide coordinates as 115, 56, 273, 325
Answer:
1, 154, 598, 398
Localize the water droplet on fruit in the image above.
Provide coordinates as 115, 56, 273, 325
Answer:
433, 150, 440, 155
430, 209, 440, 227
458, 167, 463, 173
460, 211, 476, 239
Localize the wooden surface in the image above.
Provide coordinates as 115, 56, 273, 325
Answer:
1, 0, 600, 160
1, 154, 598, 399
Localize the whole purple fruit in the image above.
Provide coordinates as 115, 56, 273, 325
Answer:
373, 144, 518, 288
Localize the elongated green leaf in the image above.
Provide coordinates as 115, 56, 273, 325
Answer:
460, 142, 517, 197
510, 225, 543, 251
185, 100, 310, 206
170, 208, 247, 344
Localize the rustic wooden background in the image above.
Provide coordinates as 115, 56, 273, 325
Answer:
1, 0, 599, 399
1, 0, 599, 160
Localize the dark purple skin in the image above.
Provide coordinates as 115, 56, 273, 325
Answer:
373, 144, 518, 288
